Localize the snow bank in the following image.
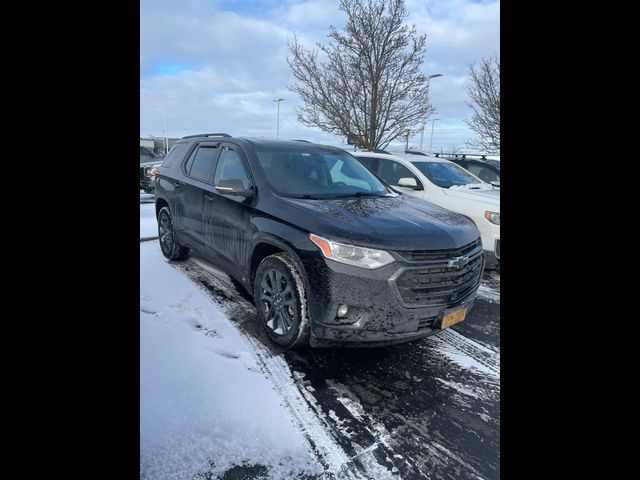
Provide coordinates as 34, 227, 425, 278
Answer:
140, 242, 322, 479
140, 203, 158, 239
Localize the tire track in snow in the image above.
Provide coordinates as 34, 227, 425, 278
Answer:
431, 328, 500, 377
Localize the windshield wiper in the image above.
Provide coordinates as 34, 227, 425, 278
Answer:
284, 194, 324, 199
330, 192, 386, 199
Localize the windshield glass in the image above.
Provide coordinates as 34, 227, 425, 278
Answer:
255, 148, 389, 198
412, 161, 484, 188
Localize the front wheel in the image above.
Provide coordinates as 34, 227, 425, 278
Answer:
254, 253, 310, 349
157, 206, 190, 260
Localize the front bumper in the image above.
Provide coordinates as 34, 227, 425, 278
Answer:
300, 245, 484, 347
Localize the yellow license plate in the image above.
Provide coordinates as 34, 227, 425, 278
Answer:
441, 308, 467, 329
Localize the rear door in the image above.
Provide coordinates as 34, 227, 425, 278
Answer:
173, 142, 221, 246
203, 144, 254, 271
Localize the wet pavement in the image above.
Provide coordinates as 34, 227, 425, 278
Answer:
169, 252, 500, 480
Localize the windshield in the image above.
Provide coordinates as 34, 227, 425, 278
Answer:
412, 161, 484, 188
255, 148, 390, 199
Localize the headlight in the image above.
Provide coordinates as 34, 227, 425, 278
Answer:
484, 211, 500, 225
309, 234, 394, 269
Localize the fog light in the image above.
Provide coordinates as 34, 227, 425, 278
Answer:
337, 305, 349, 318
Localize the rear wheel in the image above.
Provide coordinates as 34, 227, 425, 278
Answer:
254, 253, 310, 349
157, 206, 190, 260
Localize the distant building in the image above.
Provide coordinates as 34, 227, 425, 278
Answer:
140, 137, 155, 150
140, 137, 180, 155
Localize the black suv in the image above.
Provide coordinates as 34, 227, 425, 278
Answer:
155, 134, 484, 348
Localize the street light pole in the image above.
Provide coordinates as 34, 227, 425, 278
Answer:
163, 112, 169, 154
419, 74, 442, 152
273, 98, 284, 139
429, 118, 440, 156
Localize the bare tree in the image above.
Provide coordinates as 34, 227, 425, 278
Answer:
287, 0, 435, 150
465, 56, 500, 154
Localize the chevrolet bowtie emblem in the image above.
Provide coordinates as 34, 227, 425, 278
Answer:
448, 256, 469, 269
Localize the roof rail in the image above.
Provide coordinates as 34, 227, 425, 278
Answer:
292, 139, 311, 143
436, 152, 488, 160
181, 133, 232, 139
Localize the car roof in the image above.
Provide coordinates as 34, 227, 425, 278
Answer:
175, 135, 348, 153
352, 150, 452, 164
449, 156, 500, 169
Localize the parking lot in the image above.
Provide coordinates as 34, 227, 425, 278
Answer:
141, 197, 500, 479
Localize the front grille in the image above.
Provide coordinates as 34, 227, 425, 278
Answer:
394, 252, 483, 307
495, 239, 500, 259
396, 238, 481, 262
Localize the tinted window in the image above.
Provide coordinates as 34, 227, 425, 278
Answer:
356, 156, 380, 173
188, 147, 219, 183
467, 163, 499, 183
411, 161, 483, 188
214, 147, 251, 190
254, 148, 389, 199
161, 143, 188, 168
377, 158, 421, 186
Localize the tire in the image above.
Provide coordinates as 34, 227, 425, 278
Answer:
157, 206, 190, 261
254, 253, 310, 349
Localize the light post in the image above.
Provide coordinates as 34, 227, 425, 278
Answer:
429, 118, 440, 156
273, 98, 284, 139
163, 112, 169, 154
419, 74, 442, 152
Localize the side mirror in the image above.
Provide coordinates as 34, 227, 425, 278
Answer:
398, 177, 422, 190
215, 179, 254, 197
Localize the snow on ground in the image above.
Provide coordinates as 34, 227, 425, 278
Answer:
140, 241, 323, 479
140, 203, 158, 239
477, 283, 500, 303
140, 190, 155, 202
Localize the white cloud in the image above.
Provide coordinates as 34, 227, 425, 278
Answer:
140, 0, 499, 150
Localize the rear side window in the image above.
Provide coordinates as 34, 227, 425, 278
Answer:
356, 156, 380, 173
188, 146, 219, 183
161, 143, 188, 168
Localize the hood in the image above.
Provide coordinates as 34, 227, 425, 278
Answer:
443, 184, 500, 208
275, 194, 480, 251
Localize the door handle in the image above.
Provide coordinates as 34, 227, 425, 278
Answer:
204, 194, 215, 203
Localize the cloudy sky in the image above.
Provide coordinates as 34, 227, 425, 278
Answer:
140, 0, 499, 152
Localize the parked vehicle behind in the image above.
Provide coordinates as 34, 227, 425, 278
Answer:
352, 151, 500, 268
155, 133, 485, 348
436, 153, 500, 185
140, 147, 163, 193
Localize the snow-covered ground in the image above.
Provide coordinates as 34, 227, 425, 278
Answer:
140, 242, 326, 479
140, 203, 157, 239
140, 189, 155, 202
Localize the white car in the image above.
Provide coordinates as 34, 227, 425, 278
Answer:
352, 151, 500, 267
